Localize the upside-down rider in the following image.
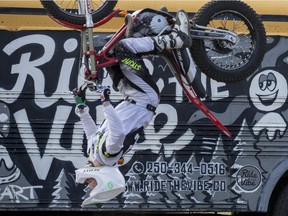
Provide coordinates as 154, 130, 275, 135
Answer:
74, 9, 196, 205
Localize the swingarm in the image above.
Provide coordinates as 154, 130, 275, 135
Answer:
191, 24, 239, 45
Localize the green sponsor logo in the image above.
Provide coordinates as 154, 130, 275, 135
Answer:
122, 58, 141, 70
107, 181, 113, 190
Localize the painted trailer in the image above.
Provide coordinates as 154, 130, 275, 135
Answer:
0, 1, 288, 215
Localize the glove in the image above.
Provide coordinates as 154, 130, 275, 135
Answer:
86, 82, 97, 92
72, 85, 87, 109
98, 86, 111, 103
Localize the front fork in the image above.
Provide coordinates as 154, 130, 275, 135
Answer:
78, 0, 100, 87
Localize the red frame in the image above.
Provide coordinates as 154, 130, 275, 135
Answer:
49, 9, 232, 137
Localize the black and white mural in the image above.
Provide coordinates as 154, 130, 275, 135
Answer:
0, 30, 288, 212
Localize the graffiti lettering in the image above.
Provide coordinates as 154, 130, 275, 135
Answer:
210, 79, 229, 99
1, 34, 78, 108
1, 30, 288, 210
2, 34, 54, 104
236, 166, 262, 192
126, 180, 226, 192
0, 185, 42, 202
169, 76, 184, 103
146, 161, 193, 175
144, 161, 226, 175
199, 163, 226, 176
14, 107, 86, 180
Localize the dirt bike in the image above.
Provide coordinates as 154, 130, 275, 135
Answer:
40, 0, 267, 137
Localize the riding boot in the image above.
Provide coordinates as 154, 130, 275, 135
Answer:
152, 9, 192, 52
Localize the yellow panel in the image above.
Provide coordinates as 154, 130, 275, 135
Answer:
0, 14, 69, 31
264, 22, 288, 36
0, 0, 288, 36
0, 14, 124, 32
243, 0, 288, 15
0, 0, 287, 14
116, 0, 208, 12
0, 0, 43, 8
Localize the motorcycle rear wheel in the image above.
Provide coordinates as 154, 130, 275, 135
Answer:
190, 0, 266, 83
40, 0, 118, 25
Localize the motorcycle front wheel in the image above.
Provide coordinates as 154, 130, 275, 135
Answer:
40, 0, 118, 25
190, 0, 266, 83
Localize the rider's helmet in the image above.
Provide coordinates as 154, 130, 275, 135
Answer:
75, 166, 125, 205
132, 12, 170, 37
